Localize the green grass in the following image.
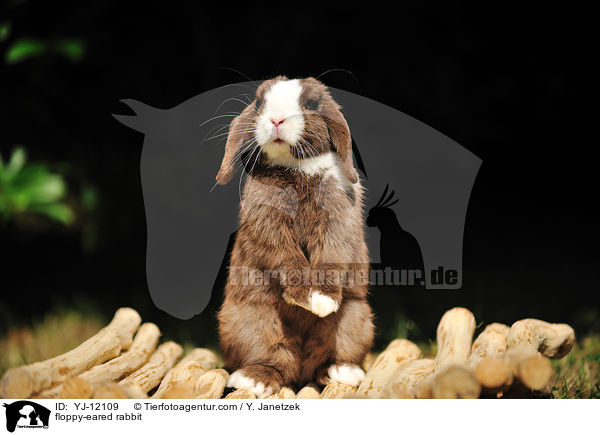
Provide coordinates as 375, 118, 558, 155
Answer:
551, 335, 600, 398
0, 309, 104, 379
0, 308, 218, 380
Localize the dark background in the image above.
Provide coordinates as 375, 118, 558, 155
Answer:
1, 1, 597, 348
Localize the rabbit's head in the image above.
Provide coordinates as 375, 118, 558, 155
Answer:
216, 76, 358, 185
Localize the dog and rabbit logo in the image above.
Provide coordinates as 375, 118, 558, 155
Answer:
3, 401, 50, 432
113, 79, 481, 320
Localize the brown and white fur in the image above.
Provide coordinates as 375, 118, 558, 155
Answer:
216, 76, 373, 397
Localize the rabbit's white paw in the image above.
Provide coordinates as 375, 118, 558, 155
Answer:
227, 370, 273, 398
309, 290, 339, 317
327, 364, 365, 387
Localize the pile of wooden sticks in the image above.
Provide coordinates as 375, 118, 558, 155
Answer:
0, 307, 575, 399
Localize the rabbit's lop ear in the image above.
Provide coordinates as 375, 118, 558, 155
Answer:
216, 102, 256, 185
323, 102, 359, 184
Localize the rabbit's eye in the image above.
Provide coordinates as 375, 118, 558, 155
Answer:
304, 99, 319, 111
255, 98, 263, 111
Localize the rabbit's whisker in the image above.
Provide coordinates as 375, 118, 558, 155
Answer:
203, 124, 255, 142
199, 114, 242, 127
215, 97, 251, 114
200, 112, 256, 128
238, 143, 262, 207
215, 67, 255, 83
205, 129, 256, 141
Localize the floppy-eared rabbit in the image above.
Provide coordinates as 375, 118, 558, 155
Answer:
216, 76, 374, 397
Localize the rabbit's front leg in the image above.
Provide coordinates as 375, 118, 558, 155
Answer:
301, 216, 345, 318
280, 234, 340, 316
282, 266, 340, 317
302, 262, 343, 317
280, 264, 314, 312
242, 204, 314, 310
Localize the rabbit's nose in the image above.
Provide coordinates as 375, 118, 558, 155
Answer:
271, 118, 285, 126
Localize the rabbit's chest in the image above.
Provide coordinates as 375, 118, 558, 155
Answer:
247, 167, 354, 238
293, 198, 328, 243
293, 180, 348, 242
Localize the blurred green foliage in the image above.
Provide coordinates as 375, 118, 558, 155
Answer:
0, 22, 10, 41
5, 38, 46, 64
55, 39, 85, 62
0, 147, 74, 225
4, 35, 85, 64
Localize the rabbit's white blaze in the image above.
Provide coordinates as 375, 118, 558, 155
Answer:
320, 152, 356, 188
256, 79, 305, 157
297, 152, 337, 176
299, 152, 356, 189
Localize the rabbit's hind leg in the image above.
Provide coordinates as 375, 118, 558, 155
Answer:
227, 364, 284, 397
313, 298, 374, 387
219, 300, 301, 397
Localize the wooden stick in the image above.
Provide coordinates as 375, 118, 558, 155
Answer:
502, 318, 570, 392
356, 339, 421, 398
119, 382, 148, 399
92, 382, 128, 399
194, 369, 229, 399
434, 307, 476, 373
503, 346, 553, 390
153, 348, 217, 398
153, 361, 205, 398
82, 323, 160, 382
59, 377, 93, 399
39, 323, 160, 398
0, 308, 141, 398
225, 388, 257, 399
50, 378, 149, 399
90, 381, 148, 399
382, 358, 435, 398
321, 382, 356, 399
465, 323, 512, 391
266, 387, 295, 399
507, 319, 575, 358
180, 348, 219, 371
416, 307, 477, 399
474, 358, 512, 390
296, 384, 321, 399
160, 384, 196, 399
417, 366, 482, 399
468, 323, 510, 368
119, 341, 182, 393
110, 307, 143, 350
431, 366, 481, 399
415, 375, 435, 399
517, 354, 553, 390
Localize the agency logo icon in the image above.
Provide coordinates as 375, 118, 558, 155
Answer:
2, 401, 50, 433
